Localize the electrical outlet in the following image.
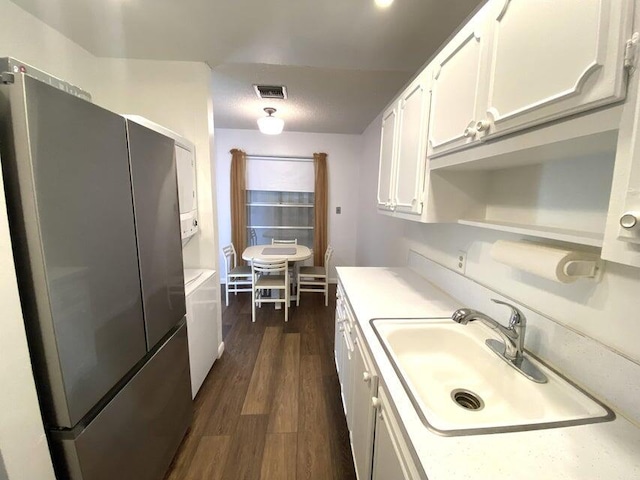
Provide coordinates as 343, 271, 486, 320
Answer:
457, 250, 467, 274
336, 206, 342, 214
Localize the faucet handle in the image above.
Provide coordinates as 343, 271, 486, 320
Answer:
491, 299, 524, 329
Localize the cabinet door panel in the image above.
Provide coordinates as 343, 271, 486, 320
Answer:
351, 337, 377, 480
343, 313, 356, 431
377, 105, 398, 210
484, 0, 631, 138
335, 293, 349, 414
602, 55, 640, 267
372, 387, 421, 480
186, 273, 218, 398
428, 18, 486, 157
372, 407, 407, 480
334, 304, 344, 378
371, 413, 406, 480
394, 74, 431, 215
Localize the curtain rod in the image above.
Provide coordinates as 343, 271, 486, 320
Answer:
246, 154, 314, 162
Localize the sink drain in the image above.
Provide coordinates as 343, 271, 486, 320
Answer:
451, 389, 484, 411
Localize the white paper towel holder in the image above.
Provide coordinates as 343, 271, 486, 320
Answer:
490, 240, 604, 283
562, 259, 603, 281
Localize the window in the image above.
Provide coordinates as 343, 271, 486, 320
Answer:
245, 156, 315, 248
247, 191, 314, 248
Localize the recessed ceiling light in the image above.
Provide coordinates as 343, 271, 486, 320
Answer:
375, 0, 393, 8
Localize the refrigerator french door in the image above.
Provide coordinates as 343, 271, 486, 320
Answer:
0, 73, 191, 480
126, 119, 186, 348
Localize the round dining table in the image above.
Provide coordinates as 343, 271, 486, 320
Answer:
242, 244, 312, 263
242, 244, 313, 307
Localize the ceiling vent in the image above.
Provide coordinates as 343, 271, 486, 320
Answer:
254, 85, 288, 100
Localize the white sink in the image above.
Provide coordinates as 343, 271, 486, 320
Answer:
371, 318, 613, 435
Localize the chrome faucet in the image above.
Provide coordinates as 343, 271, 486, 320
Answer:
452, 299, 547, 383
452, 299, 524, 361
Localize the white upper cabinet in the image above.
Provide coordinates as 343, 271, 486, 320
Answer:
480, 0, 632, 139
377, 70, 431, 218
377, 105, 398, 211
393, 71, 431, 215
428, 15, 488, 157
426, 0, 632, 157
602, 3, 640, 269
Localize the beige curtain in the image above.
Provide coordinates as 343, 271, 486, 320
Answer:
230, 149, 247, 263
313, 152, 328, 266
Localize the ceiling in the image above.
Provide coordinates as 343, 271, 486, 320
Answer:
11, 0, 484, 134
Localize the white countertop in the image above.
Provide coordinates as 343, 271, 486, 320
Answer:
337, 266, 640, 480
184, 268, 215, 296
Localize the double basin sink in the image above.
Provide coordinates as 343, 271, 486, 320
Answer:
371, 318, 614, 436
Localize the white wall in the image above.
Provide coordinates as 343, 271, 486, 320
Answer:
215, 128, 361, 281
355, 114, 407, 267
0, 1, 219, 273
0, 173, 55, 480
0, 2, 219, 478
0, 0, 99, 92
0, 3, 94, 478
356, 116, 640, 366
97, 58, 219, 272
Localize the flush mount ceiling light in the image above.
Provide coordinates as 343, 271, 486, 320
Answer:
375, 0, 393, 7
257, 107, 284, 135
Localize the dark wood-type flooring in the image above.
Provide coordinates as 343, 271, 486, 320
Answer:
165, 285, 356, 480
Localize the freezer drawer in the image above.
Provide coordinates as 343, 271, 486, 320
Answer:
51, 322, 192, 480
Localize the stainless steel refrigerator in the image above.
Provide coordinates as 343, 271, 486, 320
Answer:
0, 71, 192, 480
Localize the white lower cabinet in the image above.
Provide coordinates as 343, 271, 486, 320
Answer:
350, 332, 378, 480
335, 285, 354, 420
372, 386, 419, 480
335, 281, 379, 480
335, 281, 420, 480
184, 269, 219, 399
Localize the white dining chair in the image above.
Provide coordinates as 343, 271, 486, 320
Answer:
249, 228, 258, 246
222, 243, 252, 306
271, 238, 298, 292
272, 238, 298, 245
297, 245, 333, 306
251, 258, 290, 322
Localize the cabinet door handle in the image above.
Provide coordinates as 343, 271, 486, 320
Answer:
363, 372, 372, 383
372, 396, 382, 410
463, 126, 477, 138
620, 212, 639, 230
476, 119, 491, 132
